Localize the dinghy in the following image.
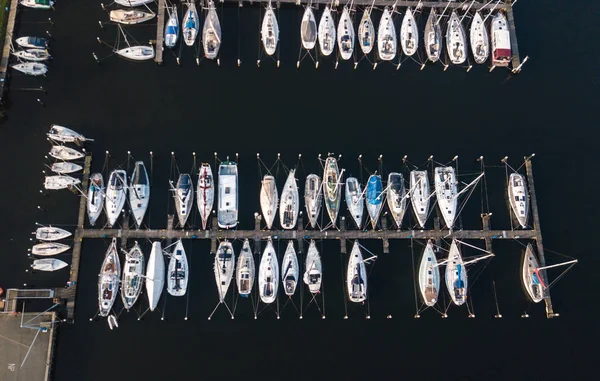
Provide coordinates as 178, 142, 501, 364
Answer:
196, 163, 214, 230
410, 170, 430, 228
445, 240, 467, 306
508, 173, 529, 228
300, 6, 317, 50
51, 162, 82, 175
400, 8, 418, 57
172, 173, 194, 227
261, 2, 279, 56
32, 242, 70, 256
19, 0, 53, 9
366, 175, 383, 229
218, 161, 238, 229
387, 173, 407, 228
323, 156, 342, 227
214, 241, 235, 302
11, 62, 47, 76
202, 0, 221, 59
279, 169, 299, 229
345, 177, 364, 229
114, 0, 154, 7
281, 241, 299, 296
31, 258, 67, 272
303, 240, 322, 293
236, 239, 255, 297
12, 49, 50, 62
121, 241, 144, 310
347, 241, 367, 303
98, 238, 121, 317
44, 175, 80, 190
521, 244, 544, 303
337, 6, 354, 60
47, 125, 93, 143
168, 240, 188, 296
105, 170, 128, 227
49, 146, 84, 161
110, 9, 155, 25
490, 12, 511, 67
424, 8, 442, 62
129, 161, 150, 228
183, 2, 199, 46
418, 241, 439, 306
470, 11, 489, 64
318, 5, 335, 56
434, 167, 457, 229
259, 239, 279, 304
116, 46, 154, 61
260, 175, 278, 229
446, 11, 467, 65
358, 8, 375, 54
377, 7, 397, 61
146, 241, 165, 311
304, 174, 322, 228
35, 226, 71, 241
16, 36, 47, 49
87, 173, 105, 226
164, 6, 179, 48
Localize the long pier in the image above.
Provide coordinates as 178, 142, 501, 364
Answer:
155, 0, 166, 64
0, 0, 19, 102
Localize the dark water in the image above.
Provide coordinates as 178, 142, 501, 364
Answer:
1, 0, 598, 379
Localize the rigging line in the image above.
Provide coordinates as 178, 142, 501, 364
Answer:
545, 263, 577, 290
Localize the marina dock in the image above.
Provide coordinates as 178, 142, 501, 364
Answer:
0, 0, 20, 102
155, 0, 166, 65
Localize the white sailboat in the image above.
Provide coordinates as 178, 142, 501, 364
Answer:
261, 1, 279, 56
12, 49, 50, 62
172, 173, 194, 227
347, 241, 367, 303
304, 174, 322, 228
279, 169, 299, 230
31, 258, 68, 272
365, 174, 383, 229
87, 173, 105, 226
260, 175, 278, 229
183, 2, 200, 47
400, 8, 418, 57
214, 241, 235, 302
303, 240, 322, 293
418, 241, 439, 306
377, 7, 397, 61
49, 146, 84, 161
490, 12, 511, 67
115, 25, 155, 61
445, 240, 467, 306
446, 11, 467, 65
105, 170, 128, 227
44, 175, 80, 190
110, 9, 155, 25
323, 156, 342, 227
50, 162, 82, 175
164, 6, 179, 48
168, 240, 189, 296
16, 36, 47, 49
129, 161, 150, 228
32, 242, 70, 256
318, 5, 336, 56
300, 5, 317, 50
259, 238, 279, 304
424, 8, 442, 62
434, 167, 457, 229
121, 241, 145, 310
35, 226, 71, 241
19, 0, 53, 9
47, 125, 93, 143
508, 173, 529, 228
387, 172, 407, 228
281, 241, 299, 296
236, 239, 255, 297
470, 11, 489, 65
98, 238, 120, 317
358, 7, 375, 55
196, 163, 214, 230
202, 0, 221, 59
146, 241, 165, 311
410, 170, 430, 228
337, 6, 354, 60
11, 62, 47, 76
217, 161, 238, 229
114, 0, 154, 6
345, 177, 364, 229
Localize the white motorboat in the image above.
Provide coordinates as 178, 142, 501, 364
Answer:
217, 161, 238, 229
261, 2, 279, 56
279, 169, 299, 230
87, 173, 105, 226
32, 242, 70, 256
434, 167, 457, 229
260, 175, 278, 229
202, 1, 221, 59
304, 174, 322, 228
196, 163, 214, 230
168, 240, 188, 296
98, 238, 121, 317
110, 9, 155, 25
50, 162, 82, 175
281, 241, 299, 296
20, 0, 53, 9
12, 49, 50, 62
410, 170, 430, 228
47, 125, 93, 143
490, 12, 511, 67
345, 177, 364, 229
16, 36, 47, 49
303, 240, 322, 293
121, 241, 144, 310
114, 0, 154, 7
164, 6, 179, 48
418, 241, 439, 306
446, 11, 467, 65
337, 6, 354, 60
146, 241, 165, 311
49, 146, 84, 161
31, 258, 68, 272
172, 173, 194, 227
387, 172, 407, 229
259, 238, 279, 304
400, 8, 418, 57
318, 6, 335, 56
521, 244, 544, 303
214, 241, 235, 302
35, 226, 71, 241
44, 175, 80, 190
129, 161, 150, 228
105, 170, 128, 227
445, 240, 467, 306
424, 8, 442, 62
377, 7, 397, 61
236, 239, 255, 297
470, 11, 489, 64
347, 241, 367, 303
323, 156, 342, 227
12, 62, 47, 76
116, 46, 155, 61
358, 8, 375, 54
300, 6, 317, 50
366, 175, 383, 229
508, 173, 529, 228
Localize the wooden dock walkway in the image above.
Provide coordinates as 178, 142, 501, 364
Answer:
228, 0, 510, 9
0, 0, 20, 102
505, 0, 522, 70
155, 0, 166, 64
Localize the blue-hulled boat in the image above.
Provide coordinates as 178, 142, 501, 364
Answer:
164, 6, 179, 48
182, 2, 199, 47
366, 174, 383, 228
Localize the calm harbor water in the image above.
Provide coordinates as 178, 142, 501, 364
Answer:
1, 0, 598, 379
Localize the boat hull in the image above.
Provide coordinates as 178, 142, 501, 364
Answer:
32, 242, 70, 256
164, 7, 179, 48
521, 244, 544, 303
434, 167, 457, 229
121, 242, 145, 310
358, 10, 375, 55
87, 173, 105, 226
445, 240, 467, 306
337, 7, 354, 60
32, 258, 67, 272
418, 242, 440, 306
281, 241, 299, 296
146, 242, 165, 311
303, 240, 322, 293
323, 157, 341, 227
260, 175, 278, 229
410, 170, 430, 228
168, 241, 189, 296
366, 175, 383, 228
377, 8, 397, 61
202, 3, 222, 59
470, 11, 489, 64
259, 240, 279, 304
174, 174, 194, 227
347, 241, 367, 303
236, 240, 255, 296
318, 7, 335, 56
130, 161, 150, 228
98, 239, 121, 317
424, 9, 442, 62
214, 241, 235, 302
345, 177, 364, 229
304, 174, 322, 228
491, 12, 511, 67
116, 46, 155, 61
182, 4, 199, 46
105, 170, 128, 227
261, 7, 279, 56
300, 7, 317, 50
400, 8, 418, 57
218, 162, 238, 228
35, 227, 71, 241
446, 11, 467, 65
110, 9, 155, 25
508, 173, 529, 228
279, 170, 299, 229
387, 173, 407, 228
197, 164, 214, 230
51, 162, 82, 174
49, 146, 84, 161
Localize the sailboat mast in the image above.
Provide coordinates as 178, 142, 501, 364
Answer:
536, 259, 578, 272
